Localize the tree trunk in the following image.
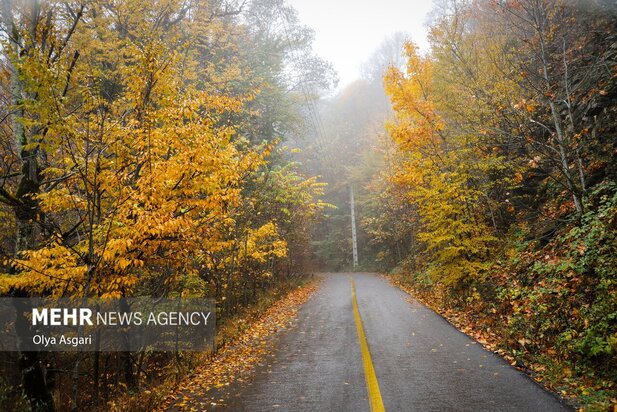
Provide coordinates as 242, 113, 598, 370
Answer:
535, 8, 583, 214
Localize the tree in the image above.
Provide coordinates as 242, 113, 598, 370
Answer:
361, 31, 409, 84
383, 42, 501, 284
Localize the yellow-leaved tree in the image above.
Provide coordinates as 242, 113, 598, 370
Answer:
384, 42, 499, 284
0, 0, 262, 301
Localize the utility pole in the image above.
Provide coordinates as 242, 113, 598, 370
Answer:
350, 184, 359, 268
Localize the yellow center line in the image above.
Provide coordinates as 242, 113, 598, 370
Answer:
351, 277, 386, 412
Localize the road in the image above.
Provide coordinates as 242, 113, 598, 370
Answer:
217, 273, 571, 411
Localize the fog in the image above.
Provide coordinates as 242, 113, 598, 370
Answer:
286, 0, 433, 89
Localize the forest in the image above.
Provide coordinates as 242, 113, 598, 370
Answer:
0, 0, 616, 411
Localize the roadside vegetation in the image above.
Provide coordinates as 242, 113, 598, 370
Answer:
0, 0, 332, 410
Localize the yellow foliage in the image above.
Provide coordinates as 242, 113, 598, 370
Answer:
383, 42, 500, 284
0, 0, 324, 300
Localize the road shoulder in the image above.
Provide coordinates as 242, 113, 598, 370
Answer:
160, 277, 321, 411
382, 273, 576, 410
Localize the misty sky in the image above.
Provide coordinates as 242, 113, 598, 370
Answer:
286, 0, 434, 89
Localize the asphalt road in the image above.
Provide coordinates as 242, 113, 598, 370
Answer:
218, 273, 571, 411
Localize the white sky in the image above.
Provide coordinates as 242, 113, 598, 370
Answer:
286, 0, 434, 90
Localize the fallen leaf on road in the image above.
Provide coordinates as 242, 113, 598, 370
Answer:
159, 280, 319, 411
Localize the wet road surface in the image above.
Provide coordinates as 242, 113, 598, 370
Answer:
219, 273, 571, 411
